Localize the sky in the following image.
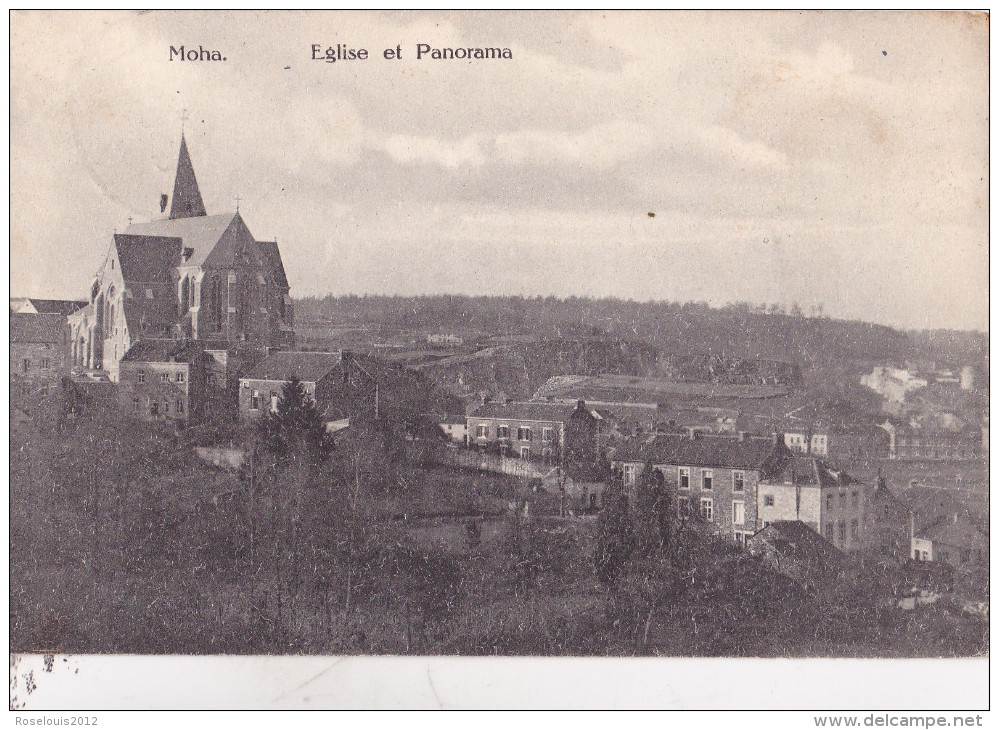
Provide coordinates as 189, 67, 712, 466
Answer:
9, 10, 990, 331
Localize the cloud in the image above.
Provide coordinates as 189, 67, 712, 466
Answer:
694, 125, 788, 171
380, 132, 485, 168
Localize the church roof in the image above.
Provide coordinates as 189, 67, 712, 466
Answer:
114, 234, 181, 283
169, 135, 207, 219
121, 283, 178, 338
124, 213, 237, 269
257, 241, 289, 288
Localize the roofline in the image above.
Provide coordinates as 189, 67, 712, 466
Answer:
467, 415, 569, 425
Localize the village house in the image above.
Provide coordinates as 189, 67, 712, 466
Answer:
238, 351, 344, 421
911, 515, 988, 570
117, 339, 215, 423
466, 399, 601, 466
75, 134, 294, 381
10, 312, 74, 398
756, 455, 871, 553
612, 430, 791, 546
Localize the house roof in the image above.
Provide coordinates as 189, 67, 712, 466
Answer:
10, 313, 67, 343
766, 455, 862, 488
125, 213, 237, 269
121, 282, 178, 337
920, 518, 988, 552
121, 338, 204, 363
244, 351, 343, 383
615, 431, 790, 473
12, 298, 87, 316
114, 234, 182, 283
901, 485, 989, 532
749, 520, 841, 561
469, 400, 578, 423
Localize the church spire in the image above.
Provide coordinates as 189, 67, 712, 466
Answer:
169, 134, 207, 220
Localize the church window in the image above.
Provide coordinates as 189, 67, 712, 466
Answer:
133, 398, 140, 412
177, 400, 184, 414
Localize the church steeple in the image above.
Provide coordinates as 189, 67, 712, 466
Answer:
169, 135, 207, 220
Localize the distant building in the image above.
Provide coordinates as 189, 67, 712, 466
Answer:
861, 366, 927, 403
757, 455, 870, 553
612, 430, 791, 546
781, 426, 830, 456
466, 399, 601, 465
10, 313, 72, 398
960, 365, 976, 391
878, 420, 981, 461
433, 412, 468, 444
426, 333, 464, 346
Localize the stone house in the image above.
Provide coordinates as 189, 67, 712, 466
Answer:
10, 313, 72, 398
612, 430, 791, 546
117, 339, 214, 423
466, 399, 600, 466
756, 456, 871, 553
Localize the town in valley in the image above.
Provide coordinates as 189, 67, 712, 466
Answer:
9, 133, 989, 658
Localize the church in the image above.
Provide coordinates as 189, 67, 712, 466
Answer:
72, 135, 295, 381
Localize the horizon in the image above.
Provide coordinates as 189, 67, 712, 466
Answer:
10, 11, 989, 333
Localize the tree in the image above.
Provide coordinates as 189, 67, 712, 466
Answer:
594, 487, 636, 588
257, 377, 332, 464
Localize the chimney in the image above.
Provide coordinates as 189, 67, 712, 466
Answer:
738, 430, 746, 442
577, 399, 586, 410
688, 427, 698, 440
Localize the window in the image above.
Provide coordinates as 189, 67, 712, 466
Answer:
164, 401, 170, 415
270, 392, 279, 413
734, 531, 751, 548
22, 359, 29, 373
476, 424, 489, 439
161, 373, 170, 383
177, 400, 184, 414
133, 398, 140, 412
826, 493, 834, 510
622, 464, 636, 486
825, 523, 834, 542
40, 384, 49, 396
250, 390, 260, 410
850, 519, 858, 541
700, 498, 713, 522
542, 427, 554, 442
520, 446, 531, 460
733, 471, 745, 492
150, 401, 159, 416
732, 501, 745, 525
701, 469, 713, 491
137, 371, 146, 384
678, 467, 690, 490
40, 358, 50, 369
838, 521, 847, 543
677, 496, 690, 516
763, 494, 775, 507
517, 427, 532, 442
851, 491, 859, 509
145, 289, 155, 299
839, 492, 847, 509
177, 372, 186, 384
498, 425, 510, 439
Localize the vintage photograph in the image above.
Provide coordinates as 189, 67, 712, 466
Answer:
9, 9, 989, 709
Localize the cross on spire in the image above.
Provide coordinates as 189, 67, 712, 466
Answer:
234, 194, 242, 212
181, 108, 189, 133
